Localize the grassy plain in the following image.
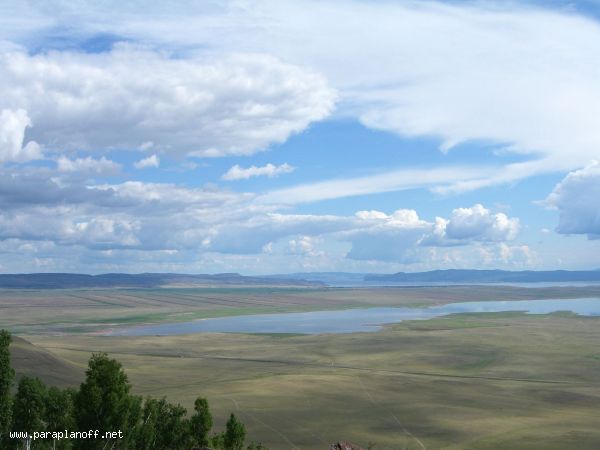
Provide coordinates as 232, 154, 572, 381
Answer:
4, 286, 600, 449
3, 285, 600, 334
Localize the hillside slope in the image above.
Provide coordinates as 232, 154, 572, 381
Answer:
10, 336, 83, 387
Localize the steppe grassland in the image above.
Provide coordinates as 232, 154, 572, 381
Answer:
3, 285, 600, 334
17, 309, 600, 449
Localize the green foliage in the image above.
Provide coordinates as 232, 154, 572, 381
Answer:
134, 397, 162, 450
224, 413, 246, 450
0, 330, 13, 446
141, 397, 192, 450
13, 376, 47, 448
46, 387, 76, 450
191, 396, 213, 447
0, 329, 254, 450
74, 352, 141, 449
210, 431, 225, 449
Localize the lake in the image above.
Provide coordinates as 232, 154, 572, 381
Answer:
107, 297, 600, 336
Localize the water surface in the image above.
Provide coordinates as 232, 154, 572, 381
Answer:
109, 297, 600, 336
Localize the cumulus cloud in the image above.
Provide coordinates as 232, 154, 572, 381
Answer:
0, 163, 265, 252
195, 204, 521, 262
545, 161, 600, 239
0, 46, 335, 157
134, 154, 160, 169
206, 213, 350, 254
287, 236, 323, 257
344, 205, 520, 261
442, 204, 520, 242
0, 109, 42, 163
497, 243, 535, 266
0, 160, 526, 268
2, 177, 240, 244
222, 162, 294, 180
426, 243, 536, 269
0, 209, 143, 250
57, 155, 120, 174
344, 209, 430, 262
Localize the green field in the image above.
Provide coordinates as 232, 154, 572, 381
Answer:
5, 286, 600, 449
3, 285, 600, 334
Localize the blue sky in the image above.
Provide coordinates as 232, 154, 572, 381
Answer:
0, 0, 599, 274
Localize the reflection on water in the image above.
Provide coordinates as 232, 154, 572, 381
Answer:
108, 298, 600, 336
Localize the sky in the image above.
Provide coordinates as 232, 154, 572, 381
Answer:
1, 0, 600, 275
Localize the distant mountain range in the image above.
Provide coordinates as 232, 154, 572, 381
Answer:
267, 269, 600, 286
365, 269, 600, 283
0, 273, 323, 289
264, 272, 372, 285
1, 270, 600, 289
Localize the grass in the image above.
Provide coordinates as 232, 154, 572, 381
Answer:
9, 336, 83, 387
13, 311, 600, 449
5, 286, 600, 448
3, 284, 600, 334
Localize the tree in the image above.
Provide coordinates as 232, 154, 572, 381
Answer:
224, 413, 246, 450
133, 397, 160, 450
210, 431, 225, 449
155, 400, 192, 450
0, 335, 255, 450
191, 396, 213, 447
12, 376, 47, 450
74, 353, 141, 450
45, 387, 76, 450
134, 397, 192, 450
0, 330, 14, 447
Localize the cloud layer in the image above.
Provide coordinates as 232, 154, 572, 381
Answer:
0, 157, 523, 269
345, 204, 520, 261
11, 1, 599, 180
0, 0, 596, 272
0, 46, 335, 158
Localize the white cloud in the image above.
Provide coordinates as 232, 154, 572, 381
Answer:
0, 109, 42, 163
1, 1, 590, 272
134, 154, 160, 169
240, 1, 600, 180
497, 243, 535, 266
0, 46, 335, 158
443, 204, 520, 242
344, 209, 430, 262
189, 204, 520, 263
11, 1, 600, 184
0, 160, 528, 269
261, 165, 495, 204
206, 213, 350, 254
139, 141, 154, 151
287, 235, 323, 257
3, 1, 600, 202
344, 204, 520, 261
427, 243, 536, 269
545, 161, 600, 239
57, 155, 120, 174
222, 162, 294, 180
